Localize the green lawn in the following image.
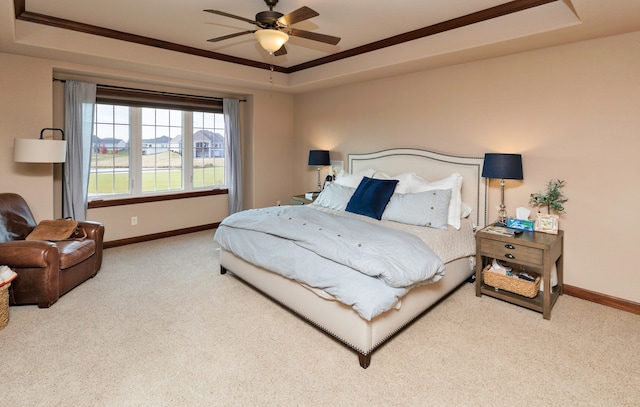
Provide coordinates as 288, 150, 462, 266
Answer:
89, 151, 225, 194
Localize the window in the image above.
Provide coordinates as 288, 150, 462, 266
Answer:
192, 111, 226, 188
89, 103, 226, 199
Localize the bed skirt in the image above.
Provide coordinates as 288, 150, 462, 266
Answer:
220, 249, 474, 368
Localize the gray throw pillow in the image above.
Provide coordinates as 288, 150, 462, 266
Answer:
382, 189, 452, 229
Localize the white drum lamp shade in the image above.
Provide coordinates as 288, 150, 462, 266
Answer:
14, 128, 67, 163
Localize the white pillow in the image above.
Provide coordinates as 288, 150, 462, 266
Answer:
382, 189, 451, 229
312, 183, 355, 211
461, 202, 473, 218
394, 172, 430, 194
334, 169, 375, 188
370, 172, 431, 194
412, 173, 463, 230
372, 171, 391, 180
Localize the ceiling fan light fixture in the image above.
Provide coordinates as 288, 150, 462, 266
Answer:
254, 29, 289, 53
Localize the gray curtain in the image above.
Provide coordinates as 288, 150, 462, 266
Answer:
63, 81, 96, 221
223, 98, 242, 214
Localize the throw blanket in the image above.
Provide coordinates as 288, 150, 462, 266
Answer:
214, 206, 446, 319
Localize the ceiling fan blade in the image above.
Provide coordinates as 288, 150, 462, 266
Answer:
204, 9, 257, 26
277, 6, 319, 26
207, 30, 255, 43
274, 45, 287, 56
287, 28, 341, 45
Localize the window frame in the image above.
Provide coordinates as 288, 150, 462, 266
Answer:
89, 86, 227, 202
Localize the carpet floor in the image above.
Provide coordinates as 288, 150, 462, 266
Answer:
1, 230, 639, 406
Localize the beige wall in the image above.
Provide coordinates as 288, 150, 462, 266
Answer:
248, 92, 295, 208
2, 29, 639, 303
88, 196, 228, 242
293, 31, 640, 304
0, 52, 295, 242
0, 54, 57, 221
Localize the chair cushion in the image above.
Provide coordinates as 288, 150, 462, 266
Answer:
57, 240, 96, 269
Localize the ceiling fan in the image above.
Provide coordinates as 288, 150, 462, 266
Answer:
204, 0, 341, 56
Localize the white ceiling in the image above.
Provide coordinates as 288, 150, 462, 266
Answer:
2, 0, 640, 92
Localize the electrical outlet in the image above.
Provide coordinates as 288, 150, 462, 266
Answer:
131, 216, 138, 226
277, 200, 281, 206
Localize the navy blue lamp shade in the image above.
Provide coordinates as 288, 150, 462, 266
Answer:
308, 150, 330, 166
308, 150, 331, 191
482, 153, 523, 225
481, 153, 523, 180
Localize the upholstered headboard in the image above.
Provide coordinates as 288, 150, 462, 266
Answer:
348, 148, 488, 228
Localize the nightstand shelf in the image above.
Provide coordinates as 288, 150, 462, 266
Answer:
475, 228, 564, 319
290, 194, 315, 205
480, 283, 561, 313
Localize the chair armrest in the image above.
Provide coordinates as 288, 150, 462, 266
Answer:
79, 221, 104, 243
0, 240, 59, 268
79, 221, 104, 270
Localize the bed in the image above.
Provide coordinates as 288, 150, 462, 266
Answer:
215, 148, 488, 368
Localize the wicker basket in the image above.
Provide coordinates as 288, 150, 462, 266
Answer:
0, 283, 9, 330
483, 264, 540, 298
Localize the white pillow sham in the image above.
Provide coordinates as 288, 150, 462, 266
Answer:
335, 170, 466, 229
461, 202, 473, 219
411, 173, 463, 230
372, 171, 429, 194
312, 182, 355, 211
334, 169, 376, 188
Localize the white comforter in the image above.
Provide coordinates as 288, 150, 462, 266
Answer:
214, 205, 447, 320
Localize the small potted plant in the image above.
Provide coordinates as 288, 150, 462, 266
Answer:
529, 179, 568, 214
529, 179, 567, 234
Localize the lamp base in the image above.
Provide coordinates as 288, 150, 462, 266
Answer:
316, 167, 322, 192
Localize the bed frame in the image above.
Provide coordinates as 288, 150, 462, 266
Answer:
220, 148, 488, 368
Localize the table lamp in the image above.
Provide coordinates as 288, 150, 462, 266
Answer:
308, 150, 331, 192
482, 153, 523, 226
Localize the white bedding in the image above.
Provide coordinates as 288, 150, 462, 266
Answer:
309, 205, 476, 263
214, 205, 476, 320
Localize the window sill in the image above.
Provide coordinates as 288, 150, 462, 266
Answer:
88, 189, 228, 209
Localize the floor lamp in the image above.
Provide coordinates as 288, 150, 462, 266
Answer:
14, 128, 66, 163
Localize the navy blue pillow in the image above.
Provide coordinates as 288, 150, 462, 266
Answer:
345, 177, 399, 220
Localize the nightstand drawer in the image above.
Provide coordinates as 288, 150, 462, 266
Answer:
479, 239, 543, 266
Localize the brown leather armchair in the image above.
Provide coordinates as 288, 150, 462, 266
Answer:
0, 193, 104, 308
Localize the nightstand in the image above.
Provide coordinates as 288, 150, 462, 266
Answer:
290, 194, 315, 205
475, 228, 564, 319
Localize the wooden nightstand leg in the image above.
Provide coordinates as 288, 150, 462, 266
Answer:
543, 252, 552, 319
557, 254, 564, 296
475, 254, 483, 297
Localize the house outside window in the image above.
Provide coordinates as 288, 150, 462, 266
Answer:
89, 100, 225, 199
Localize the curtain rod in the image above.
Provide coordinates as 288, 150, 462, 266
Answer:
52, 78, 246, 102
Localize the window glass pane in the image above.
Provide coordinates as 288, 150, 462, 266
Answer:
192, 112, 225, 188
141, 108, 183, 193
89, 99, 226, 199
89, 104, 130, 196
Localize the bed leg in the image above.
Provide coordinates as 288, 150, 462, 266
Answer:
220, 265, 227, 275
358, 353, 371, 369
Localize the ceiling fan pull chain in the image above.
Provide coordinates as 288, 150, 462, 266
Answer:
268, 53, 274, 84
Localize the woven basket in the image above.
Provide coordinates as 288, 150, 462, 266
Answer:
0, 283, 9, 330
483, 264, 540, 298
